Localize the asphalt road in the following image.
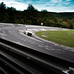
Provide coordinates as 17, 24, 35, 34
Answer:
0, 25, 74, 64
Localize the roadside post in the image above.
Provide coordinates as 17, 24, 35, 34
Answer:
41, 23, 43, 26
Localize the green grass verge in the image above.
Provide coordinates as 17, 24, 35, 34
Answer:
35, 30, 74, 48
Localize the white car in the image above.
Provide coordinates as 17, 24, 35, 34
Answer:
24, 29, 33, 36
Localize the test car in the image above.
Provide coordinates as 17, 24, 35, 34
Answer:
24, 29, 33, 36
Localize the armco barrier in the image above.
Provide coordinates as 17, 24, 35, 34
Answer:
0, 38, 74, 74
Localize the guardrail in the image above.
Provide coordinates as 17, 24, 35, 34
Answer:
0, 38, 74, 74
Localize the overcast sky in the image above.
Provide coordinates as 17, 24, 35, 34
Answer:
0, 0, 74, 12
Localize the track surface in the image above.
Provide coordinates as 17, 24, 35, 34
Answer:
0, 25, 74, 64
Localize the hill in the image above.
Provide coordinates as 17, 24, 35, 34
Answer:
54, 12, 74, 20
0, 2, 74, 29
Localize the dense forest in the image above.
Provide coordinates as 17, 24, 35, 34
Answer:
0, 2, 74, 29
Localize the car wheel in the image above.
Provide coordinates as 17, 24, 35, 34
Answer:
27, 33, 32, 36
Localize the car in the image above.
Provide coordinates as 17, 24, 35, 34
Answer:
24, 29, 33, 36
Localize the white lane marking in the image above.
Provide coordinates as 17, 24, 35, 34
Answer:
40, 29, 47, 31
39, 44, 48, 47
46, 47, 60, 50
12, 41, 25, 46
31, 41, 36, 44
0, 36, 5, 39
32, 29, 47, 32
0, 33, 6, 36
23, 39, 26, 41
29, 40, 32, 42
32, 29, 39, 31
39, 44, 61, 50
46, 48, 55, 50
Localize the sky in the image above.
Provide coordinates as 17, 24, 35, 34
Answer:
0, 0, 74, 12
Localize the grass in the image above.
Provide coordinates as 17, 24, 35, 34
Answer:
35, 30, 74, 48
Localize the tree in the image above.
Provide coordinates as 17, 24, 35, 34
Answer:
6, 7, 16, 23
7, 7, 16, 11
71, 18, 74, 29
0, 2, 6, 13
54, 17, 63, 27
61, 22, 70, 28
27, 4, 37, 12
41, 10, 48, 12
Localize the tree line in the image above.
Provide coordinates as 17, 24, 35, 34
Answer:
0, 2, 74, 29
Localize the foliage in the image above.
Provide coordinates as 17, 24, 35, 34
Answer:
27, 4, 37, 12
41, 10, 48, 12
54, 17, 63, 27
71, 18, 74, 29
0, 2, 6, 12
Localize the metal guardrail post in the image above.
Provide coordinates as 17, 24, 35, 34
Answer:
68, 67, 74, 74
62, 67, 74, 74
